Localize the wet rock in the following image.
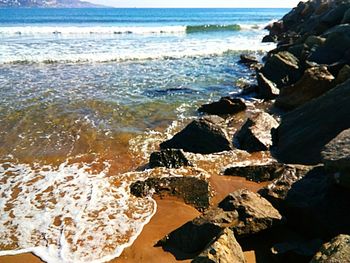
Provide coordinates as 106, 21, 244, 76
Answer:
275, 66, 335, 110
192, 228, 246, 263
160, 118, 233, 154
304, 35, 326, 48
342, 8, 350, 23
130, 176, 210, 210
149, 149, 192, 169
287, 44, 309, 62
234, 112, 279, 153
256, 72, 280, 100
335, 64, 350, 85
262, 35, 277, 43
321, 128, 350, 189
239, 84, 259, 96
239, 54, 258, 65
320, 3, 350, 28
262, 51, 301, 88
271, 239, 323, 263
310, 234, 350, 263
273, 79, 350, 164
157, 190, 282, 258
198, 97, 246, 116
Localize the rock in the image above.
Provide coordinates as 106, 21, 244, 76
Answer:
320, 3, 350, 27
198, 97, 246, 116
275, 66, 335, 110
234, 112, 279, 153
273, 79, 350, 164
149, 149, 192, 169
310, 234, 350, 263
157, 190, 282, 257
239, 54, 258, 65
160, 118, 233, 154
256, 72, 280, 100
192, 228, 246, 263
258, 165, 315, 208
262, 51, 301, 88
304, 35, 326, 48
262, 35, 277, 43
287, 44, 309, 62
239, 84, 258, 96
321, 128, 350, 189
342, 8, 350, 23
335, 64, 350, 85
130, 176, 210, 211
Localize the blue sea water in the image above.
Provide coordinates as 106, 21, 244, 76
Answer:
0, 8, 288, 263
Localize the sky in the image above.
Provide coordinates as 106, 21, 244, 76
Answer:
88, 0, 302, 8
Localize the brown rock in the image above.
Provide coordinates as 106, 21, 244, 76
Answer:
149, 149, 192, 169
256, 72, 280, 100
198, 97, 246, 116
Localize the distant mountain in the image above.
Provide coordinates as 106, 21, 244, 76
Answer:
0, 0, 104, 8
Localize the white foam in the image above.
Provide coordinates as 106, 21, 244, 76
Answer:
0, 159, 156, 263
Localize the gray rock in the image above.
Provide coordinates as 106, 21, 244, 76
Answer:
239, 54, 259, 65
149, 149, 192, 169
235, 112, 279, 153
192, 228, 246, 263
256, 72, 280, 100
275, 66, 335, 110
304, 35, 326, 48
198, 97, 246, 116
160, 118, 233, 154
273, 79, 350, 164
310, 234, 350, 263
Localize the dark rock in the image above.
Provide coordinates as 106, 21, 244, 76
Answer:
335, 64, 350, 85
271, 239, 323, 263
160, 119, 233, 154
256, 72, 280, 100
262, 51, 301, 88
304, 35, 326, 48
287, 44, 309, 61
320, 3, 350, 27
198, 97, 246, 116
192, 228, 246, 263
239, 54, 258, 65
275, 66, 335, 110
273, 79, 350, 164
239, 84, 259, 96
342, 8, 350, 23
149, 149, 191, 169
235, 112, 279, 153
310, 234, 350, 263
157, 190, 282, 258
262, 35, 277, 43
130, 176, 210, 211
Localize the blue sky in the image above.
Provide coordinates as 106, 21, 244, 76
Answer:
88, 0, 302, 8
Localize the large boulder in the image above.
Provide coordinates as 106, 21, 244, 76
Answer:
262, 51, 301, 88
130, 176, 210, 211
273, 79, 350, 164
149, 149, 192, 169
160, 118, 233, 154
275, 66, 335, 110
198, 97, 246, 116
310, 234, 350, 263
321, 128, 350, 189
235, 112, 279, 153
157, 190, 282, 257
192, 228, 246, 263
256, 72, 280, 100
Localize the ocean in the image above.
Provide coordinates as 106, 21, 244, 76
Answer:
0, 8, 287, 263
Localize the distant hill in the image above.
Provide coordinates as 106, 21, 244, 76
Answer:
0, 0, 104, 8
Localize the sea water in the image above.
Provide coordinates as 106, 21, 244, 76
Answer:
0, 8, 287, 263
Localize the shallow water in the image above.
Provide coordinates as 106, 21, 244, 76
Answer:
0, 8, 286, 263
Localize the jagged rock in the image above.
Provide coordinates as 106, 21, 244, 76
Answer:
258, 165, 315, 208
275, 66, 335, 110
149, 149, 191, 169
310, 234, 350, 263
160, 118, 233, 154
262, 51, 301, 88
130, 176, 210, 210
335, 64, 350, 85
304, 35, 326, 48
239, 54, 258, 65
192, 228, 246, 263
321, 128, 350, 189
256, 72, 280, 100
262, 35, 277, 43
157, 190, 282, 258
273, 79, 350, 164
198, 97, 246, 116
287, 44, 309, 61
234, 112, 279, 152
271, 239, 323, 263
224, 163, 311, 183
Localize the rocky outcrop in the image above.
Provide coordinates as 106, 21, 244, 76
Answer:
321, 129, 350, 189
192, 228, 246, 263
149, 149, 192, 169
234, 112, 279, 153
160, 118, 233, 154
157, 190, 282, 257
198, 97, 246, 116
310, 234, 350, 263
275, 66, 335, 110
273, 79, 350, 164
256, 72, 280, 100
130, 176, 210, 211
239, 54, 258, 65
